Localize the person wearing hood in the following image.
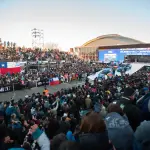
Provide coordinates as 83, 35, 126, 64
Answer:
105, 103, 134, 150
134, 121, 150, 150
79, 111, 112, 150
85, 95, 92, 109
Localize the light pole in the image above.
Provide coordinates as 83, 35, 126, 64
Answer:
31, 28, 44, 50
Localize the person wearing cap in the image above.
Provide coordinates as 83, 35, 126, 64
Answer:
118, 87, 136, 105
143, 87, 149, 95
117, 87, 143, 131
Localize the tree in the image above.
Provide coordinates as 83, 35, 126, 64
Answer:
0, 38, 2, 50
44, 42, 59, 50
13, 43, 16, 48
10, 42, 13, 48
7, 41, 10, 47
4, 41, 6, 47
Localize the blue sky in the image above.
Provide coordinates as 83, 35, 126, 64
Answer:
0, 0, 150, 50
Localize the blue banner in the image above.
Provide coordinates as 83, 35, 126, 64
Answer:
99, 48, 150, 62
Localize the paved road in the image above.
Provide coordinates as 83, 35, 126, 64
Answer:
0, 81, 85, 102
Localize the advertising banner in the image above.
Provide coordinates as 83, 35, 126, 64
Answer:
0, 86, 12, 93
99, 48, 150, 62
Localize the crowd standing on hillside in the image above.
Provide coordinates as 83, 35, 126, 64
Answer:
0, 49, 81, 62
0, 66, 150, 150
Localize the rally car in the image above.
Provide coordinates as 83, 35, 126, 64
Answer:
98, 68, 112, 79
117, 63, 132, 72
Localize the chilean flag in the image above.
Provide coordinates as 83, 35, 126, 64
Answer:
0, 62, 21, 75
49, 77, 60, 86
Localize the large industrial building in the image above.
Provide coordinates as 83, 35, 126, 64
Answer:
74, 34, 150, 62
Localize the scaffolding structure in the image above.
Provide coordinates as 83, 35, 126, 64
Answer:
31, 28, 44, 49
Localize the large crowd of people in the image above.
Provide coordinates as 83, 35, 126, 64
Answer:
0, 61, 106, 88
0, 49, 107, 90
0, 48, 150, 150
0, 48, 79, 62
0, 65, 150, 150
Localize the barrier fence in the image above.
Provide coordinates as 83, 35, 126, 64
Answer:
0, 81, 49, 93
0, 83, 24, 93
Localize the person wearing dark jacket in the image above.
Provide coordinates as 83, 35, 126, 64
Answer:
46, 118, 60, 139
56, 117, 70, 135
59, 141, 81, 150
137, 90, 150, 121
0, 124, 7, 150
117, 87, 143, 131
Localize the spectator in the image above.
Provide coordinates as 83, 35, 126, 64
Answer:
79, 111, 112, 150
105, 103, 134, 150
85, 95, 92, 109
134, 121, 150, 150
117, 87, 143, 131
59, 141, 81, 150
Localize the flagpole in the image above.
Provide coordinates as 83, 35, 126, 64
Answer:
13, 83, 14, 92
12, 82, 16, 100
